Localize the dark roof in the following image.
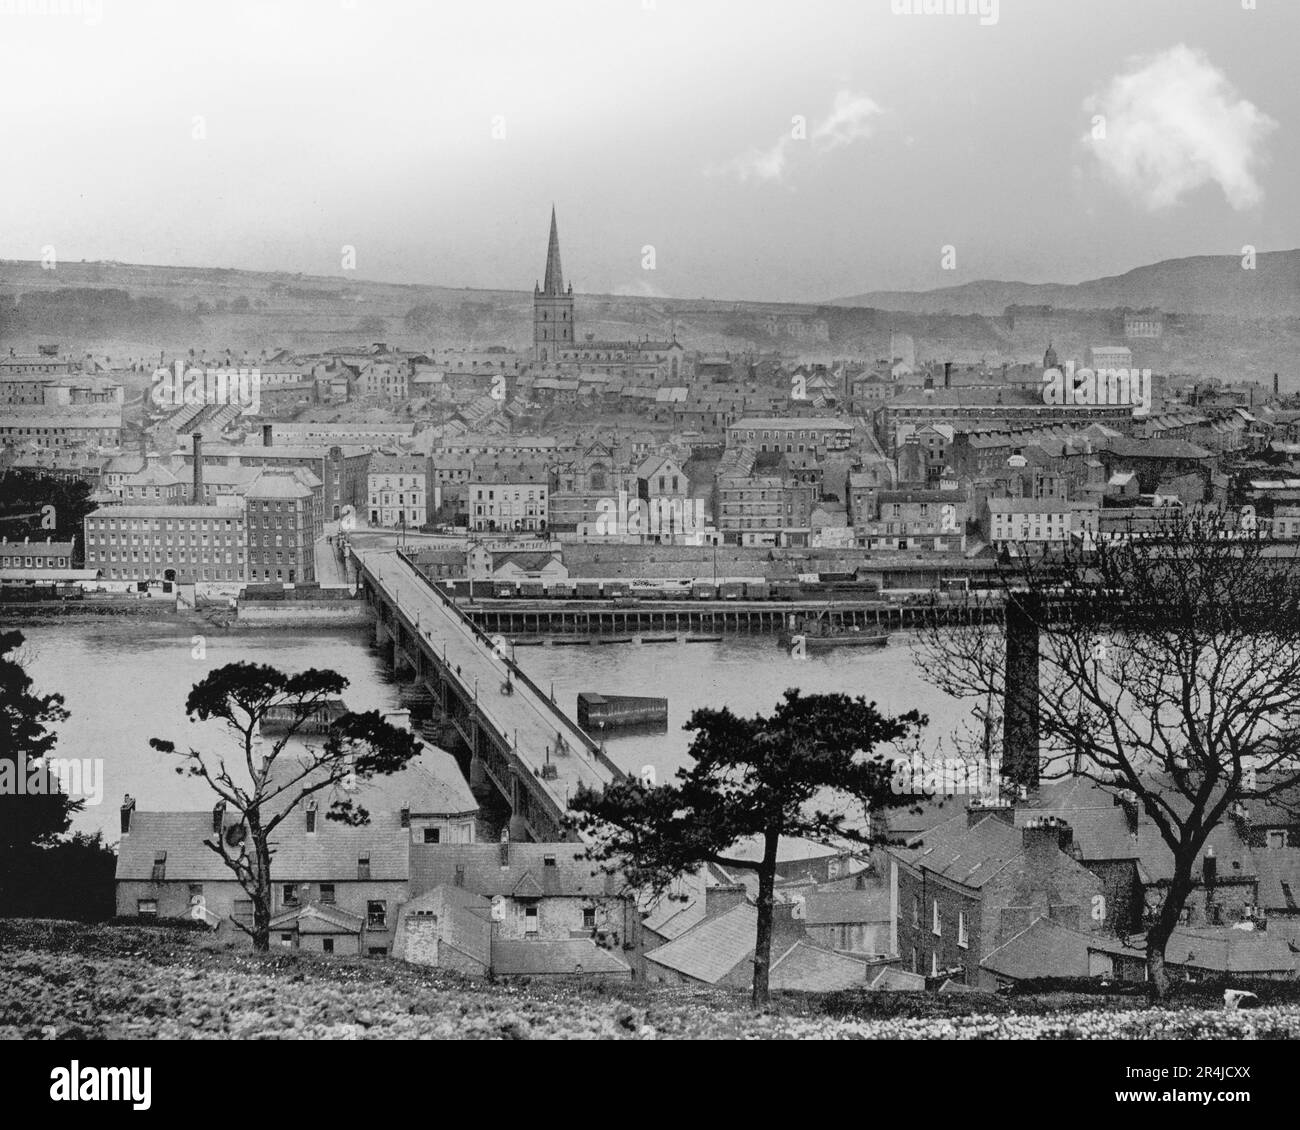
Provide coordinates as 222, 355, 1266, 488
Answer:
408, 843, 617, 899
493, 939, 630, 977
980, 917, 1095, 980
894, 813, 1023, 889
644, 903, 756, 984
116, 810, 409, 883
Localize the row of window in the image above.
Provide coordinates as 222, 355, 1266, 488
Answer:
0, 555, 69, 568
911, 895, 970, 949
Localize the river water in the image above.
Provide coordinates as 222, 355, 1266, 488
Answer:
15, 621, 975, 839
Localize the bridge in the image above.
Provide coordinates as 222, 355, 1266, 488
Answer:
354, 548, 624, 842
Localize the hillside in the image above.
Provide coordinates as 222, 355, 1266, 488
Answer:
1, 254, 1298, 380
2, 920, 1299, 1040
831, 250, 1300, 318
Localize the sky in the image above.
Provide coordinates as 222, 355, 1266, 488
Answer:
0, 0, 1295, 303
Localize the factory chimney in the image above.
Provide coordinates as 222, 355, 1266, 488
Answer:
192, 432, 204, 503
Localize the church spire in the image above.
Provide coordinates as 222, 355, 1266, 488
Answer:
542, 205, 566, 296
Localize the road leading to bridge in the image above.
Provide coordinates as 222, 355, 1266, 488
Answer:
356, 549, 622, 828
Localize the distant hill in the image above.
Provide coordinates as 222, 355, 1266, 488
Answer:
830, 250, 1300, 318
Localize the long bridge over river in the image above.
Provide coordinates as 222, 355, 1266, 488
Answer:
354, 548, 625, 842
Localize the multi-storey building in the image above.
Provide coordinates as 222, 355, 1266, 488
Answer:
467, 467, 548, 533
715, 447, 815, 547
725, 417, 855, 455
367, 454, 432, 529
244, 472, 318, 584
83, 501, 247, 583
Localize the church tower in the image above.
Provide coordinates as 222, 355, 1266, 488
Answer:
533, 205, 574, 364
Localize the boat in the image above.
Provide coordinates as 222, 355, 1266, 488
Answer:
778, 614, 889, 650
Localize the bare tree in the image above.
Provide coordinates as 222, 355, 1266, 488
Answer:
150, 662, 422, 950
913, 508, 1300, 998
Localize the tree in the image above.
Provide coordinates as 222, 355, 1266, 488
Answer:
913, 508, 1300, 999
0, 630, 79, 861
570, 689, 925, 1007
149, 662, 422, 950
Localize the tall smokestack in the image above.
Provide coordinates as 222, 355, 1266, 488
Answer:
943, 361, 952, 390
192, 432, 204, 503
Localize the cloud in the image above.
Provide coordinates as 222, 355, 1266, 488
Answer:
712, 90, 884, 183
1082, 45, 1276, 211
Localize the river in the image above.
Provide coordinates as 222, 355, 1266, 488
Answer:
14, 621, 975, 839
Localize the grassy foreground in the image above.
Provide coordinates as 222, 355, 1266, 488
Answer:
3, 920, 1300, 1040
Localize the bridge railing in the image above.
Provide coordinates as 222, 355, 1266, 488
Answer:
390, 548, 625, 784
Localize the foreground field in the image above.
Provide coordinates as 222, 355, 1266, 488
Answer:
2, 921, 1300, 1040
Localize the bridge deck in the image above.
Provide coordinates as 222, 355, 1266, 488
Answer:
358, 550, 620, 811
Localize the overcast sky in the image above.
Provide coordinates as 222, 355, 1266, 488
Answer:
0, 0, 1294, 302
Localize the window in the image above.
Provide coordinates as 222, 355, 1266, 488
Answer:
1268, 830, 1287, 850
279, 933, 294, 947
543, 855, 557, 868
454, 865, 466, 887
319, 883, 335, 904
322, 938, 335, 954
524, 905, 539, 934
582, 907, 596, 929
368, 947, 388, 957
137, 899, 158, 918
367, 900, 387, 928
283, 883, 299, 907
357, 854, 371, 881
932, 899, 941, 936
912, 895, 920, 928
931, 951, 940, 977
958, 911, 968, 949
423, 827, 441, 844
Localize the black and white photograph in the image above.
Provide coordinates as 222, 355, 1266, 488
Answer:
1, 0, 1298, 1087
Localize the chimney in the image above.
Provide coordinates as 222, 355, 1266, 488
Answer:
705, 882, 748, 918
1116, 789, 1139, 835
499, 837, 511, 869
191, 432, 204, 503
967, 797, 1016, 829
943, 361, 952, 389
1022, 816, 1071, 861
1203, 845, 1217, 889
306, 800, 318, 834
400, 805, 411, 829
211, 800, 225, 834
770, 899, 807, 948
120, 794, 135, 834
263, 424, 273, 447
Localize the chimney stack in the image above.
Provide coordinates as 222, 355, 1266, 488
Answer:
120, 794, 136, 835
705, 882, 748, 918
1203, 845, 1217, 889
192, 432, 204, 503
944, 361, 952, 389
967, 797, 1016, 829
1022, 815, 1072, 859
499, 836, 511, 869
212, 800, 225, 834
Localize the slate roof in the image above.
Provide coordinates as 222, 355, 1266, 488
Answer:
644, 903, 757, 984
270, 902, 365, 935
493, 939, 631, 977
116, 809, 410, 883
408, 843, 616, 899
769, 941, 870, 991
980, 917, 1095, 980
894, 813, 1023, 890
